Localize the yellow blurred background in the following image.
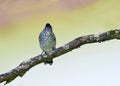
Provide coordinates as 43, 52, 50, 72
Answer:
0, 0, 120, 86
0, 0, 119, 73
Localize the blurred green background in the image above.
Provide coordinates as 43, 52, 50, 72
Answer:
0, 0, 120, 86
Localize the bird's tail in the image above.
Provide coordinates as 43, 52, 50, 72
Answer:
44, 58, 53, 65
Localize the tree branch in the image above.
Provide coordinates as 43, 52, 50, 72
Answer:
0, 29, 120, 85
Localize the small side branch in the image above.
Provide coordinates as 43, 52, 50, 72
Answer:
0, 29, 120, 85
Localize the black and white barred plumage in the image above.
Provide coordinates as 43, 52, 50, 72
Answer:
39, 23, 56, 65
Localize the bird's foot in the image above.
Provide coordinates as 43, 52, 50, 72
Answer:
41, 51, 53, 65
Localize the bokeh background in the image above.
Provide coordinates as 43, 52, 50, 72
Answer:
0, 0, 120, 86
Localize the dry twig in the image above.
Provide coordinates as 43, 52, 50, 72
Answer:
0, 29, 120, 85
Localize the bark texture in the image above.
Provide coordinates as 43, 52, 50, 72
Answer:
0, 29, 120, 85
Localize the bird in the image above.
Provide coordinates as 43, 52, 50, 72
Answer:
39, 23, 56, 65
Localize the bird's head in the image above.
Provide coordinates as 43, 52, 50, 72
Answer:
44, 23, 52, 31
